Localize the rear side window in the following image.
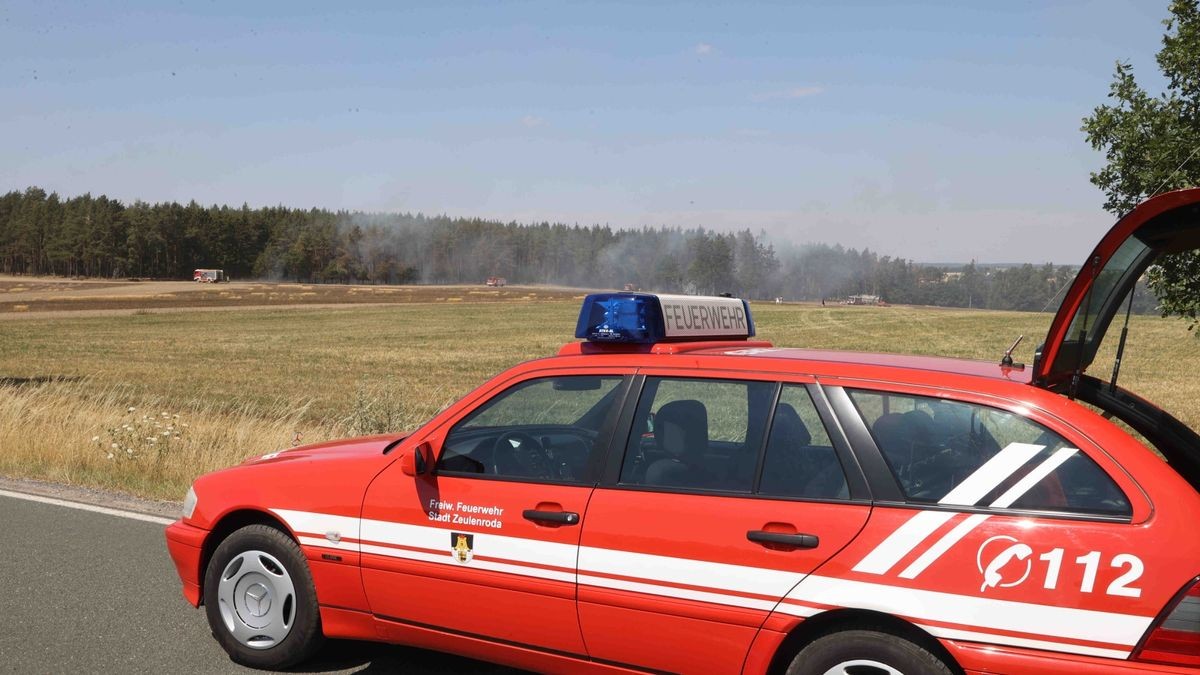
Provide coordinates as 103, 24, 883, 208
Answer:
848, 390, 1131, 517
618, 378, 851, 501
620, 377, 775, 492
759, 385, 849, 500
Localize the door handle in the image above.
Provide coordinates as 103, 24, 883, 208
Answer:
523, 509, 580, 526
747, 530, 819, 549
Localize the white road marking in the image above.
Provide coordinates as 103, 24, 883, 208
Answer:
0, 488, 174, 525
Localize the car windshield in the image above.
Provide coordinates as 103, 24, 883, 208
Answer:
459, 376, 622, 430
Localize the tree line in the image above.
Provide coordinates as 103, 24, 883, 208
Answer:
1, 185, 1131, 313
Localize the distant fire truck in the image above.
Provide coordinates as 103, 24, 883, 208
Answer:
193, 269, 227, 283
485, 276, 506, 287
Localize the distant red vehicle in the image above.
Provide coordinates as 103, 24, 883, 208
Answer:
485, 276, 506, 287
167, 190, 1200, 674
193, 269, 226, 283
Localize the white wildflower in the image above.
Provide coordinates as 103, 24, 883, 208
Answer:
161, 431, 170, 436
110, 442, 118, 449
91, 436, 100, 442
127, 406, 135, 412
106, 453, 114, 460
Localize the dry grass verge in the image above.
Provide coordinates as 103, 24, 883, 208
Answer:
0, 379, 318, 499
0, 378, 451, 500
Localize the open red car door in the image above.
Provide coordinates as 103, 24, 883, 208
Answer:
1035, 188, 1200, 492
1035, 188, 1200, 389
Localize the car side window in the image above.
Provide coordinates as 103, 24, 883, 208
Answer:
620, 377, 775, 492
437, 376, 623, 483
848, 389, 1131, 517
759, 385, 849, 500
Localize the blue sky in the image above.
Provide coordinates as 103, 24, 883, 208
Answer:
0, 1, 1175, 263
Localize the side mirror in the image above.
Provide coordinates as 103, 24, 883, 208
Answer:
400, 442, 431, 476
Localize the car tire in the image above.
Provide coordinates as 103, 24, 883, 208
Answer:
785, 629, 954, 675
203, 524, 324, 670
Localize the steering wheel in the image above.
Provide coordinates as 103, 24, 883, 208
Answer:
491, 431, 553, 478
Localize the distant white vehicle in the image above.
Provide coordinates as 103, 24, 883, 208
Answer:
846, 294, 880, 305
193, 269, 226, 283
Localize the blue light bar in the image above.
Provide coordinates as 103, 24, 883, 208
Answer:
575, 293, 755, 343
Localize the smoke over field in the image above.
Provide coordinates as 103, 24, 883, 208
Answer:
3, 187, 1145, 314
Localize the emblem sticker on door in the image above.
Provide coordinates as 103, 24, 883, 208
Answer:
451, 532, 475, 564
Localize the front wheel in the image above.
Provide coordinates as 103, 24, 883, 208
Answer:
786, 629, 954, 675
203, 524, 324, 670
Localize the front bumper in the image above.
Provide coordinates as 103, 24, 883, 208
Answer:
164, 519, 208, 607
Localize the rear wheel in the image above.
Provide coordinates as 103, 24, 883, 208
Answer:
786, 630, 954, 675
203, 524, 324, 670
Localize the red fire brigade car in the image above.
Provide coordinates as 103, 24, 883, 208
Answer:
166, 189, 1200, 674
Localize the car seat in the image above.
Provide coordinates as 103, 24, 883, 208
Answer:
758, 403, 811, 493
872, 410, 939, 495
760, 404, 849, 499
644, 400, 714, 488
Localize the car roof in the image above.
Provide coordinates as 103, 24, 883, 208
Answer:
695, 346, 1033, 383
556, 341, 1035, 386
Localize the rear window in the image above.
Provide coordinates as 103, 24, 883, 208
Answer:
758, 385, 848, 500
848, 390, 1131, 517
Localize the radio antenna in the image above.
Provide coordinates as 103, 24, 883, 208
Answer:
1000, 335, 1024, 367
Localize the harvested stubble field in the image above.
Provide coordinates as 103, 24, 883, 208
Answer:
0, 278, 1197, 501
0, 276, 581, 315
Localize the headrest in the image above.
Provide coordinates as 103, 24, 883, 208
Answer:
771, 403, 812, 447
656, 399, 708, 458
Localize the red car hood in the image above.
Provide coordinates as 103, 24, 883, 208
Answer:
242, 433, 407, 465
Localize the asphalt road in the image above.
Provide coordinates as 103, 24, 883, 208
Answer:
0, 491, 521, 674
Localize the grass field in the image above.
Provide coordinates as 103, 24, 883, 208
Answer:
0, 286, 1197, 501
0, 277, 582, 314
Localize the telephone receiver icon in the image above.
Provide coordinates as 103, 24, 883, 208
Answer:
981, 543, 1033, 591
